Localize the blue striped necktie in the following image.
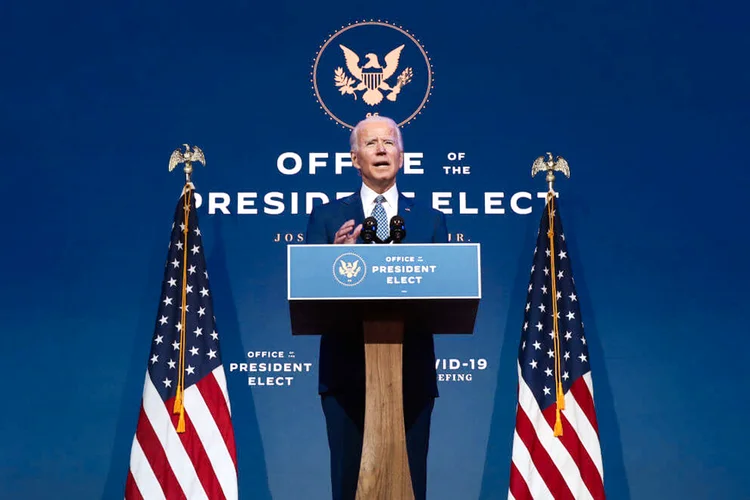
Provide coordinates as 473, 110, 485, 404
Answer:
372, 195, 389, 241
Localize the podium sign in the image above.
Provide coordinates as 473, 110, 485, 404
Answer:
288, 243, 481, 336
287, 243, 481, 300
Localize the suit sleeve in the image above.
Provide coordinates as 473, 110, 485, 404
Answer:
305, 205, 329, 244
432, 209, 449, 243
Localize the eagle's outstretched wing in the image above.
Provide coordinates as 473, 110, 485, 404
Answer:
339, 45, 362, 80
554, 156, 570, 177
349, 260, 359, 276
168, 148, 183, 172
191, 146, 206, 166
531, 155, 547, 177
339, 261, 348, 277
381, 44, 405, 80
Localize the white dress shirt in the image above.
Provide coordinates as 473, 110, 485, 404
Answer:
360, 183, 399, 222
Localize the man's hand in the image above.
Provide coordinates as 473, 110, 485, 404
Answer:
334, 219, 362, 244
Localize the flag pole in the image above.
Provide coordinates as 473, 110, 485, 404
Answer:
532, 152, 571, 437
168, 144, 206, 433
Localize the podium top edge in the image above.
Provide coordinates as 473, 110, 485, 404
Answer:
287, 243, 481, 248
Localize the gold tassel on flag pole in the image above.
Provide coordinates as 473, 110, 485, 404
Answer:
167, 144, 206, 434
174, 189, 190, 432
531, 152, 571, 437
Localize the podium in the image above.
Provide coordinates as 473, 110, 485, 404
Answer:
287, 243, 481, 499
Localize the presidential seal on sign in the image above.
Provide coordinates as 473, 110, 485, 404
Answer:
333, 252, 367, 286
312, 20, 433, 129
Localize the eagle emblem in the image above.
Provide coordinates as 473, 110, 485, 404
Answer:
334, 44, 413, 106
338, 259, 361, 280
168, 144, 206, 173
532, 152, 570, 178
532, 152, 571, 193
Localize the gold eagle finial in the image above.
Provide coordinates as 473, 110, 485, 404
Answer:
532, 152, 570, 193
169, 144, 206, 183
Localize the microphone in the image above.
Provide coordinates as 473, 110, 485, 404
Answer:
361, 216, 378, 243
390, 215, 406, 243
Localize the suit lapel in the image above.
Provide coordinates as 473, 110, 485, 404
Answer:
340, 192, 365, 221
340, 192, 366, 243
398, 193, 415, 242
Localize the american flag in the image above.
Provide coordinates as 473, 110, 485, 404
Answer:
126, 189, 238, 500
508, 196, 605, 500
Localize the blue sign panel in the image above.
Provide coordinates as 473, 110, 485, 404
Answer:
287, 243, 481, 300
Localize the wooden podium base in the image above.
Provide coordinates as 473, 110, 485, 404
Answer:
355, 318, 414, 500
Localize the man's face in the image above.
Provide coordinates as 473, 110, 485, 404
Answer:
351, 121, 403, 193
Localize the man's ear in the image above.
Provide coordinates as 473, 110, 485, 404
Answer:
351, 151, 361, 172
398, 151, 404, 170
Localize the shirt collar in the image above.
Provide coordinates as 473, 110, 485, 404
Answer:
360, 183, 399, 209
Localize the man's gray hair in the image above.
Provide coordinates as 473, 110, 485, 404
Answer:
349, 115, 403, 152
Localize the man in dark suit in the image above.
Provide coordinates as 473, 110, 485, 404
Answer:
305, 115, 448, 500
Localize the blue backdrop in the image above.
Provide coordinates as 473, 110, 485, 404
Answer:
1, 1, 748, 499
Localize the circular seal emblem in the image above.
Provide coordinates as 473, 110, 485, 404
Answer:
312, 20, 433, 129
333, 252, 367, 286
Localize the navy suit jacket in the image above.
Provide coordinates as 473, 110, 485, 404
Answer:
305, 191, 448, 399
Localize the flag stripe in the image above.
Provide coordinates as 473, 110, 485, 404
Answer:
510, 428, 554, 500
509, 460, 533, 500
213, 366, 232, 415
143, 375, 209, 500
132, 403, 184, 500
514, 399, 576, 500
170, 402, 226, 500
567, 377, 604, 477
539, 393, 604, 499
125, 471, 143, 500
561, 412, 605, 500
519, 375, 593, 500
184, 380, 238, 499
571, 373, 600, 433
125, 450, 152, 500
197, 370, 237, 466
